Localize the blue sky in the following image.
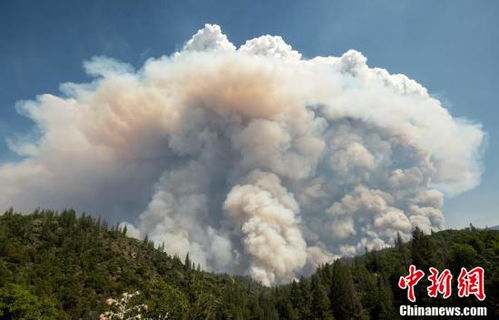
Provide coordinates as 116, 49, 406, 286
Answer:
0, 0, 497, 228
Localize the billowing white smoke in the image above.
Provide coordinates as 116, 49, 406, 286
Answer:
0, 24, 484, 285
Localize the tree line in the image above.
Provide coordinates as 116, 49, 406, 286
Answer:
0, 209, 497, 319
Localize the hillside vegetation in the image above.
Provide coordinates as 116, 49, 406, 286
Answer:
0, 209, 498, 319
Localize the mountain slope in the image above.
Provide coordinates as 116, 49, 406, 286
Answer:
0, 210, 498, 319
0, 209, 263, 319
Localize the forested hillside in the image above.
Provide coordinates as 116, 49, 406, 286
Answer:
0, 210, 498, 319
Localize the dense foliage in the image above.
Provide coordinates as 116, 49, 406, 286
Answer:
0, 210, 497, 319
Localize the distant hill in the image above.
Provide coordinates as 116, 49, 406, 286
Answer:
0, 210, 498, 319
489, 225, 499, 231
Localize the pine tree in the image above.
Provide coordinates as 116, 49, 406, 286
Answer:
329, 260, 364, 320
184, 253, 191, 270
375, 276, 397, 320
291, 279, 312, 319
311, 276, 334, 320
410, 227, 435, 269
276, 296, 299, 320
395, 232, 410, 268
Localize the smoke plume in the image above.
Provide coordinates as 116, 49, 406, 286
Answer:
0, 24, 485, 285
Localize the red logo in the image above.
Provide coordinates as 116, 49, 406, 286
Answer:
398, 265, 486, 302
427, 267, 452, 299
457, 267, 486, 301
398, 265, 425, 302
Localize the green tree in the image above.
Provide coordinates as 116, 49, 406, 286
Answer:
0, 283, 62, 320
410, 227, 439, 270
329, 261, 364, 320
449, 243, 478, 272
310, 276, 334, 320
184, 253, 192, 270
374, 277, 397, 320
144, 281, 188, 319
290, 279, 311, 319
395, 232, 410, 268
